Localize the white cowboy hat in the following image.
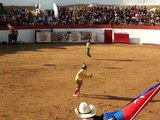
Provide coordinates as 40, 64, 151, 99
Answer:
75, 102, 96, 119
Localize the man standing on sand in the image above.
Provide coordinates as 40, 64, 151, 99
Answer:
73, 63, 92, 97
86, 40, 92, 59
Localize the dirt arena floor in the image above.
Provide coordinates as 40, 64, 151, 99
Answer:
0, 43, 159, 120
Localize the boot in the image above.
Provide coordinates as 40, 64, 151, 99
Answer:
73, 90, 80, 97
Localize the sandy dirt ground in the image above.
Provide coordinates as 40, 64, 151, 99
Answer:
0, 43, 159, 120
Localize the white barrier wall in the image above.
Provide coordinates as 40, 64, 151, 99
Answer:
0, 30, 35, 43
113, 29, 160, 44
0, 28, 160, 44
52, 28, 105, 43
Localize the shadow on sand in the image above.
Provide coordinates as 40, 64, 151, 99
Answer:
104, 67, 121, 69
0, 43, 70, 56
80, 93, 160, 102
43, 64, 56, 66
93, 58, 142, 62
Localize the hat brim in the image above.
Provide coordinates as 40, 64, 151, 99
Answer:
75, 104, 96, 118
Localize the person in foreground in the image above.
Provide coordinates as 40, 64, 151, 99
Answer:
75, 102, 116, 120
73, 63, 92, 97
75, 82, 160, 120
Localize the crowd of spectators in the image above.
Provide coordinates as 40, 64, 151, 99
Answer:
0, 5, 160, 26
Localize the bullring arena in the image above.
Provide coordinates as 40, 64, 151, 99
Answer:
0, 43, 159, 120
0, 0, 160, 120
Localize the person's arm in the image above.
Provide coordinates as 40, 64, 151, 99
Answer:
84, 72, 92, 78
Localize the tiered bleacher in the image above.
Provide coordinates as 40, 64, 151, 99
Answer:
0, 5, 160, 27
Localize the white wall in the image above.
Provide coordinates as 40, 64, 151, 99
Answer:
1, 0, 159, 10
0, 28, 160, 44
113, 29, 160, 44
18, 30, 36, 43
0, 30, 35, 43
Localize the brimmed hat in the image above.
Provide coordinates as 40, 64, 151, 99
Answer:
75, 102, 96, 119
